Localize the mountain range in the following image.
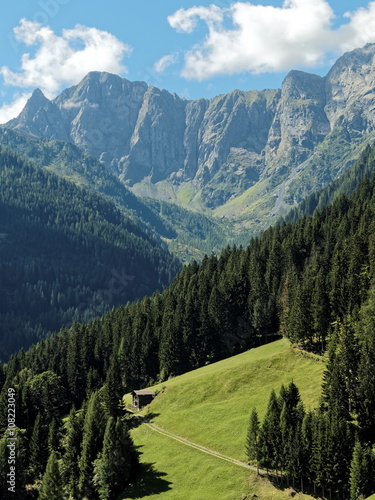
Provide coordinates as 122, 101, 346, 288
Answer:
4, 43, 375, 231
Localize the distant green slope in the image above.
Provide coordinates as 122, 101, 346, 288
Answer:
144, 197, 247, 262
283, 142, 375, 224
0, 127, 176, 238
0, 128, 244, 262
126, 339, 324, 499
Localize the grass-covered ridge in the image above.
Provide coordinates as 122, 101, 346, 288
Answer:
126, 339, 325, 499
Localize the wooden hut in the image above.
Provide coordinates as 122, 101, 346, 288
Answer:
132, 390, 155, 410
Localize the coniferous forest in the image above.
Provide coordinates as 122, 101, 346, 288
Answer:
2, 143, 375, 497
0, 145, 180, 360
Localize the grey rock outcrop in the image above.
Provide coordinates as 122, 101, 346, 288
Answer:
264, 70, 330, 174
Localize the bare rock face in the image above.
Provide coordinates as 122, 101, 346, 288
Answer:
325, 44, 375, 136
5, 44, 375, 213
55, 72, 148, 164
7, 89, 70, 142
122, 86, 187, 184
197, 89, 279, 179
265, 70, 330, 174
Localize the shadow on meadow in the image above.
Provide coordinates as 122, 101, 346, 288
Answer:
121, 459, 172, 499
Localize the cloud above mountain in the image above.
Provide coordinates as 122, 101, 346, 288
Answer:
0, 19, 131, 123
168, 0, 375, 79
153, 53, 179, 73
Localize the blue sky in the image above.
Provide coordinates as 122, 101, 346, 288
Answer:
0, 0, 374, 122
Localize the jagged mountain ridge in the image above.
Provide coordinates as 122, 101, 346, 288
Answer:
5, 43, 375, 225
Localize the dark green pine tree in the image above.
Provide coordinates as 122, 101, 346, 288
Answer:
78, 391, 105, 494
259, 389, 282, 472
355, 285, 375, 439
280, 400, 292, 477
93, 417, 137, 500
322, 320, 360, 419
279, 382, 303, 480
246, 408, 260, 473
288, 281, 311, 344
66, 323, 86, 404
310, 410, 328, 495
102, 354, 123, 417
61, 406, 84, 499
85, 366, 101, 398
138, 298, 159, 383
38, 450, 63, 500
281, 381, 301, 424
356, 340, 375, 440
28, 413, 48, 479
326, 410, 353, 497
47, 418, 60, 454
280, 401, 305, 485
301, 411, 314, 485
278, 270, 296, 339
311, 267, 330, 351
349, 441, 372, 500
158, 292, 183, 379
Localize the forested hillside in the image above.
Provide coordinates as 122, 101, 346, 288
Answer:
284, 143, 375, 224
2, 145, 375, 497
0, 145, 180, 359
0, 128, 239, 261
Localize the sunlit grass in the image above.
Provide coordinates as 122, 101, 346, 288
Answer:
125, 339, 325, 499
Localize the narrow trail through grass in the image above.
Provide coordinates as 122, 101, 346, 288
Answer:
145, 421, 258, 472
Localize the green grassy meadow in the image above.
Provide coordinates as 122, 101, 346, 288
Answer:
124, 339, 326, 499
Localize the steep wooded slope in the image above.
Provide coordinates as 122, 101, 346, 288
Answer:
0, 146, 180, 359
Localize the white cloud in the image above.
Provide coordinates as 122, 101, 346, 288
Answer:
168, 5, 224, 33
153, 53, 178, 73
338, 2, 375, 51
167, 0, 375, 80
0, 19, 131, 122
0, 93, 31, 124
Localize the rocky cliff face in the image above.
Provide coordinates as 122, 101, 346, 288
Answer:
6, 44, 375, 218
325, 44, 375, 135
264, 70, 330, 173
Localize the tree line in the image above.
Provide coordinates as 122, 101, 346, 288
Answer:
0, 387, 138, 500
246, 376, 375, 499
246, 275, 375, 499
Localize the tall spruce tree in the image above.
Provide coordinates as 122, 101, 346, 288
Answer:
356, 285, 375, 439
103, 355, 123, 417
28, 413, 48, 478
93, 417, 137, 500
38, 450, 63, 500
349, 441, 371, 500
246, 408, 260, 473
78, 391, 105, 493
61, 406, 84, 498
47, 418, 60, 454
259, 389, 282, 472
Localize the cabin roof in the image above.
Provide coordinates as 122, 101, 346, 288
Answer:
132, 390, 155, 396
